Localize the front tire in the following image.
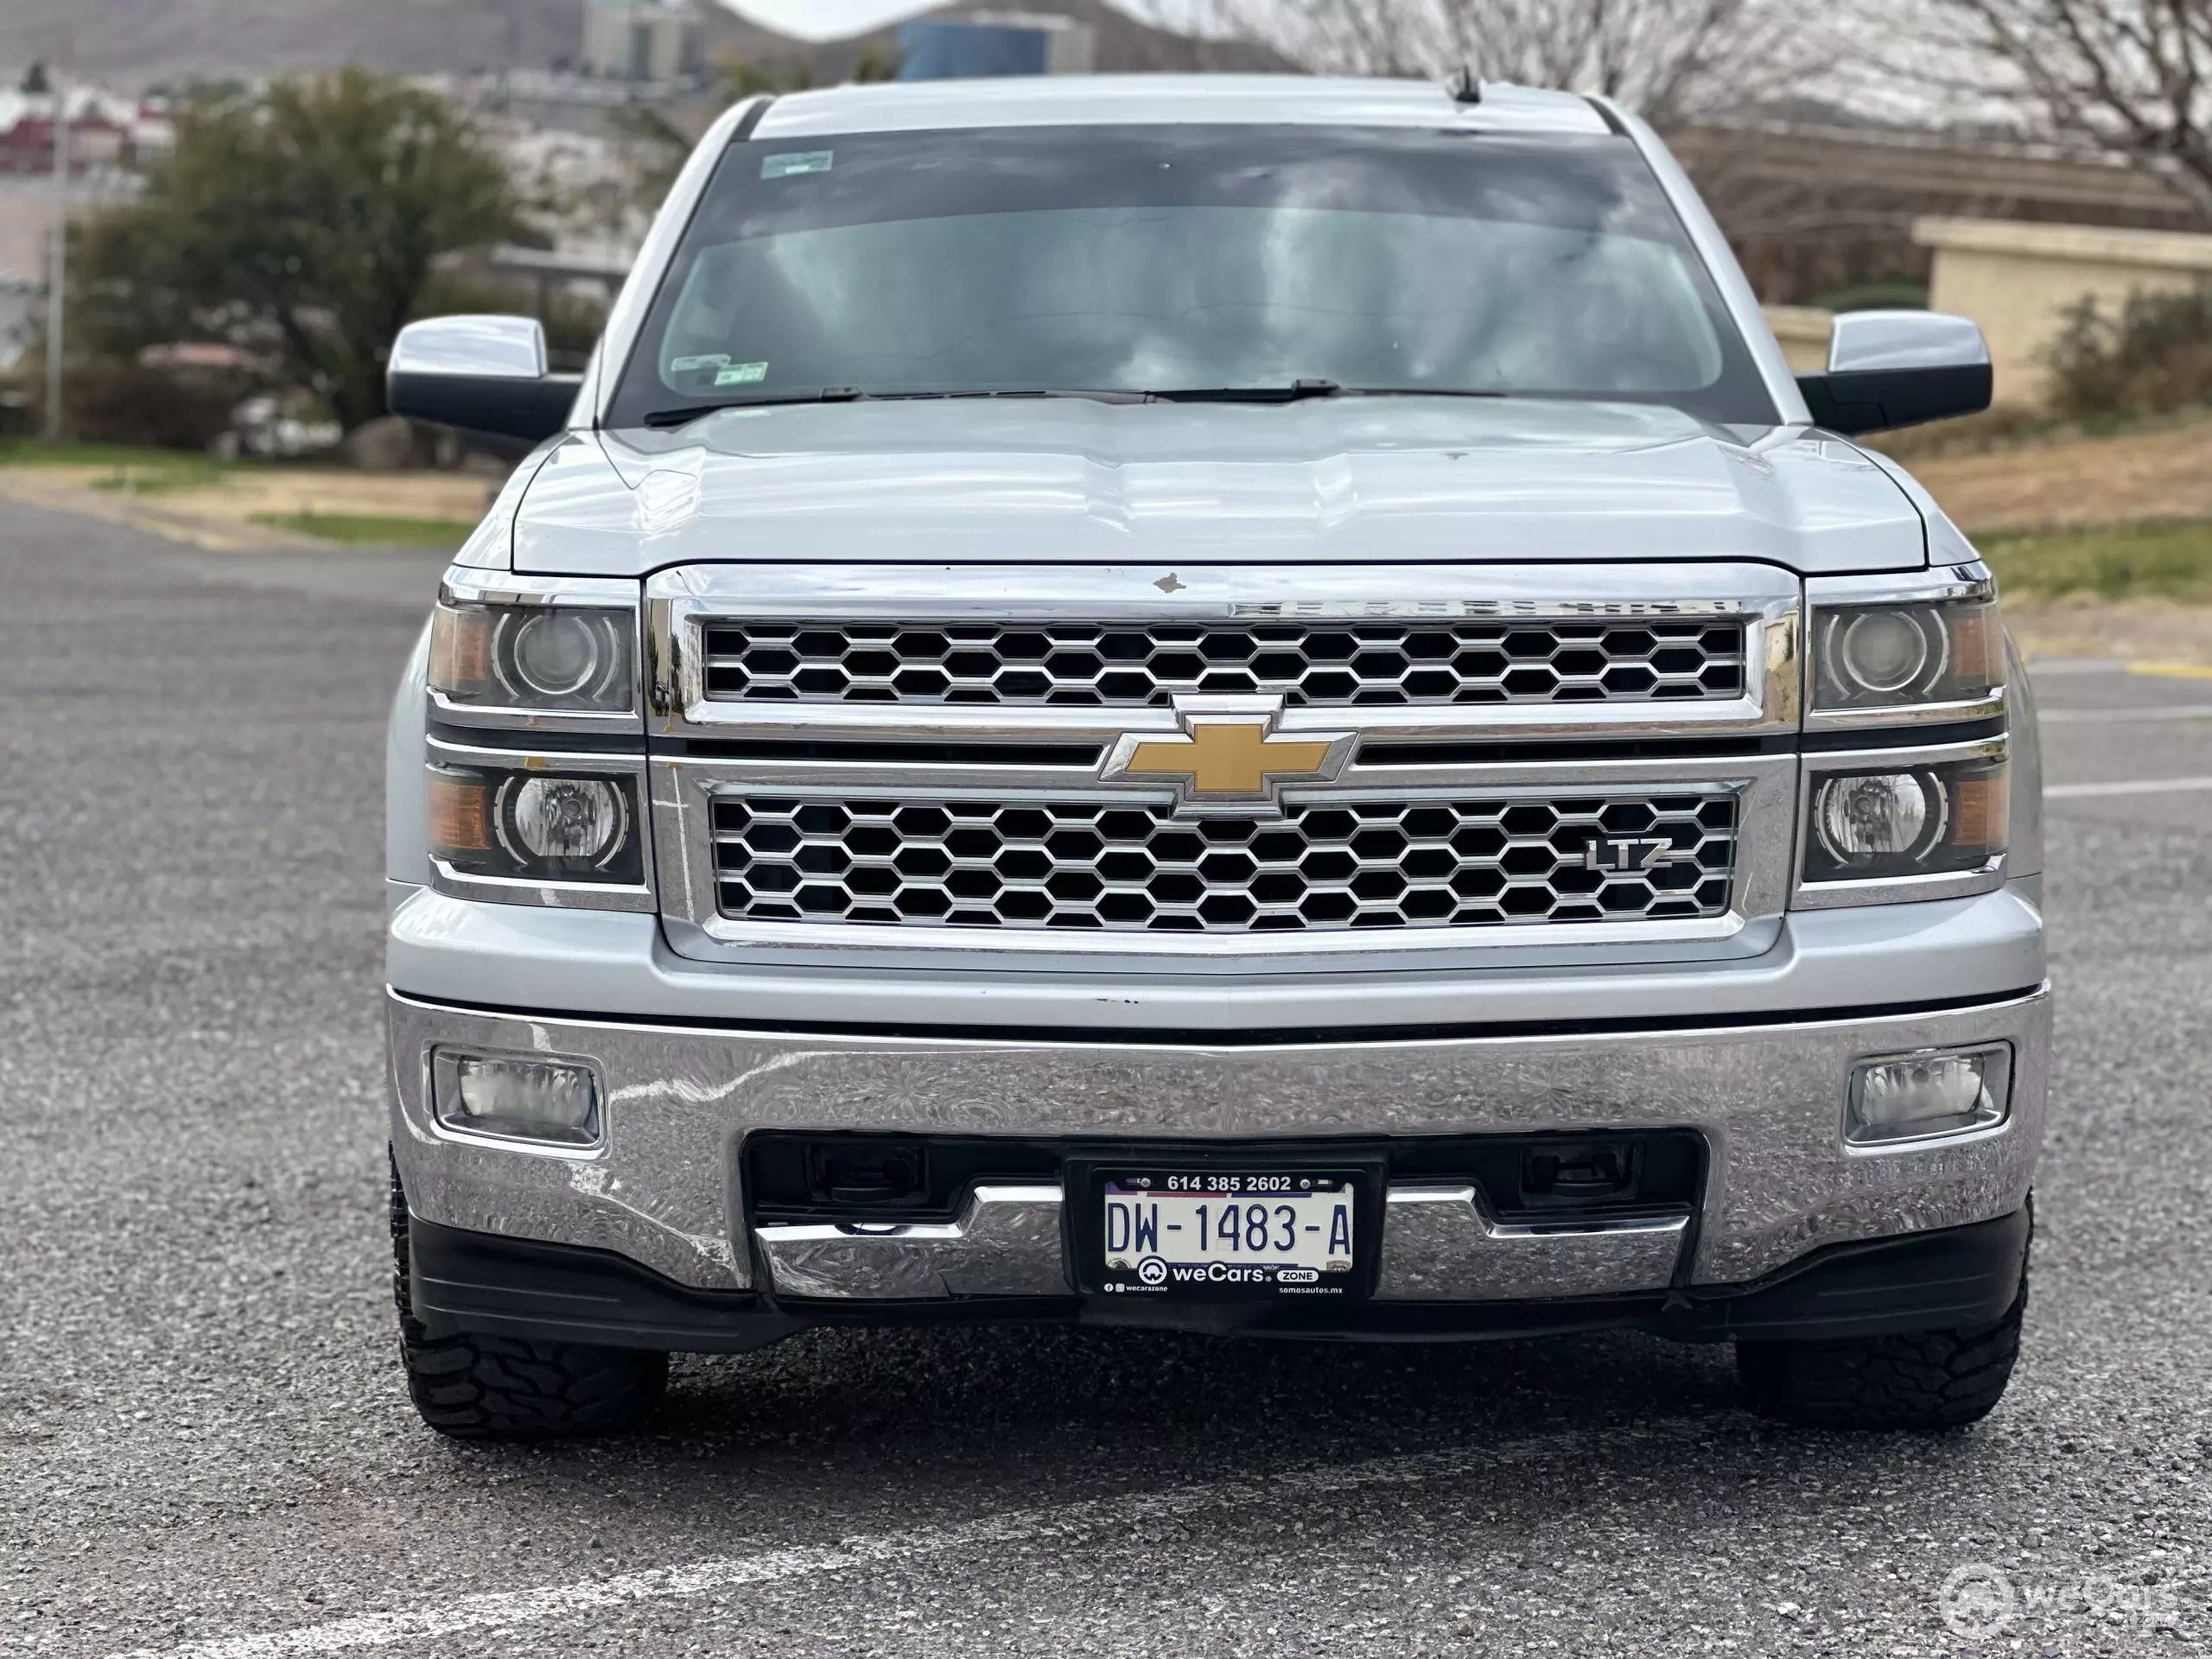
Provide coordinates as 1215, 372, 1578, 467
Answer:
1736, 1278, 2026, 1430
391, 1160, 666, 1439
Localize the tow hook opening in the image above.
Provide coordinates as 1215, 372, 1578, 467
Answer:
806, 1141, 929, 1208
1519, 1140, 1643, 1209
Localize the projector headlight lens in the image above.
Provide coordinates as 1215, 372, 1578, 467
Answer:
508, 610, 612, 700
1847, 1046, 2010, 1147
1837, 609, 1931, 694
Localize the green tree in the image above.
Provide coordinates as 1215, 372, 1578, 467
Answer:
74, 70, 527, 431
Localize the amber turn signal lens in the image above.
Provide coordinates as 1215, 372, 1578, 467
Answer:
428, 604, 493, 696
428, 773, 491, 854
1948, 766, 2009, 855
1948, 607, 2000, 690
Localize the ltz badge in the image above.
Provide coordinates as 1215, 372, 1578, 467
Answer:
1582, 834, 1687, 873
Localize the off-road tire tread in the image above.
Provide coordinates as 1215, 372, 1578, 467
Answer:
1736, 1280, 2025, 1431
390, 1159, 666, 1439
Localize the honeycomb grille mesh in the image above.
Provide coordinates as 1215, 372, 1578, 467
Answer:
711, 793, 1738, 934
702, 618, 1747, 708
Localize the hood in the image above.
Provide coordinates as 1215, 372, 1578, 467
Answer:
510, 397, 1928, 577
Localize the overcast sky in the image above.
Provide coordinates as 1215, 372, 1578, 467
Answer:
719, 2, 1195, 42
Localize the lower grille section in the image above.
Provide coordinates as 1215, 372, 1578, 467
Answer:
710, 792, 1738, 934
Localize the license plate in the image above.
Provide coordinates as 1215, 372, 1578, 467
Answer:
1093, 1169, 1364, 1300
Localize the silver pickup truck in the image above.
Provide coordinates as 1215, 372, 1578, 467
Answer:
383, 74, 2047, 1439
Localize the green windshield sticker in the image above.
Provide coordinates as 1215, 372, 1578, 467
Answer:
762, 150, 833, 180
714, 362, 769, 386
670, 353, 729, 372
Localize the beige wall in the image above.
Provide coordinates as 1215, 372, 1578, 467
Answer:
1762, 304, 1834, 373
1916, 216, 2212, 408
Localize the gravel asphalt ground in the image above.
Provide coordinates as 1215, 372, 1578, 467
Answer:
4, 500, 2209, 1658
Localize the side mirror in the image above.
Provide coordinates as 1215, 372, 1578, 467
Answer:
386, 315, 581, 442
1795, 310, 1992, 435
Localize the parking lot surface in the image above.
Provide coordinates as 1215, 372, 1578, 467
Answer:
4, 503, 2209, 1656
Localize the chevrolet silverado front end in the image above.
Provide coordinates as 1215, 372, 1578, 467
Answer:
382, 75, 2046, 1438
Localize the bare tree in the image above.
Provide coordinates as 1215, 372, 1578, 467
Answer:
1885, 2, 2212, 216
1212, 0, 1824, 129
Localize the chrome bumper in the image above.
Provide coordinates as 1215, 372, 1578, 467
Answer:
387, 985, 2050, 1301
750, 1184, 1691, 1303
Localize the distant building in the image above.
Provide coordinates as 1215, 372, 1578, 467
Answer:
0, 77, 167, 308
1672, 116, 2209, 306
898, 11, 1099, 80
0, 79, 171, 178
581, 0, 701, 83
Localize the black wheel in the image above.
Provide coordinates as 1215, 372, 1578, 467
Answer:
1736, 1278, 2026, 1431
391, 1158, 667, 1440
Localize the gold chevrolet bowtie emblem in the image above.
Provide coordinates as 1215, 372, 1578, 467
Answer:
1126, 722, 1336, 795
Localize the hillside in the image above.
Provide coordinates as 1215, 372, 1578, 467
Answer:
0, 0, 1287, 84
718, 1, 1293, 78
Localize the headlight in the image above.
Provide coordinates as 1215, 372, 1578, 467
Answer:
1803, 757, 2006, 883
1808, 571, 2001, 718
429, 598, 636, 717
428, 763, 645, 887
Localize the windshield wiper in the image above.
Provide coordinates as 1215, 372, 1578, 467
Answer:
643, 383, 1511, 427
1343, 387, 1511, 400
642, 386, 1155, 426
1142, 382, 1516, 404
642, 387, 873, 426
1146, 378, 1344, 404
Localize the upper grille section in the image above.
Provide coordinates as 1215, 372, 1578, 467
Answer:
711, 792, 1738, 935
701, 618, 1749, 709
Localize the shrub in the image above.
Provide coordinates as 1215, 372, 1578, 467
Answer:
38, 359, 251, 450
2045, 283, 2212, 417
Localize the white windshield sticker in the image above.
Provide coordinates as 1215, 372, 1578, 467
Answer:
670, 353, 729, 372
714, 362, 769, 386
762, 150, 833, 180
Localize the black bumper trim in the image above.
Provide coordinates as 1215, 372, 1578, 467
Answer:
406, 1206, 2029, 1352
1662, 1201, 2031, 1342
408, 1220, 805, 1354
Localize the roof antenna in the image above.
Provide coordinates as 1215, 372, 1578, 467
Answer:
1449, 63, 1483, 104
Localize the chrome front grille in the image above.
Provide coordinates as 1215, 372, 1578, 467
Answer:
701, 618, 1749, 708
710, 792, 1738, 934
653, 564, 1802, 961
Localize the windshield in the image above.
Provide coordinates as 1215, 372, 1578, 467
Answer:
605, 124, 1777, 427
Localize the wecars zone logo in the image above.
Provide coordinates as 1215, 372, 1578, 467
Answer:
1167, 1262, 1275, 1285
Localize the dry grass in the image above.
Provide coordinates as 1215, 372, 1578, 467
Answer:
251, 511, 480, 546
76, 465, 494, 524
2005, 601, 2212, 665
1908, 413, 2212, 537
0, 452, 496, 550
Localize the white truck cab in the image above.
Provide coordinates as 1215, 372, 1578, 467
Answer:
383, 76, 2045, 1437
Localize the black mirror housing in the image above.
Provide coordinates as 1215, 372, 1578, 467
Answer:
1795, 362, 1993, 436
388, 371, 582, 443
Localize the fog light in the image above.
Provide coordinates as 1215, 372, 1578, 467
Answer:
434, 1052, 601, 1147
1847, 1046, 2010, 1147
